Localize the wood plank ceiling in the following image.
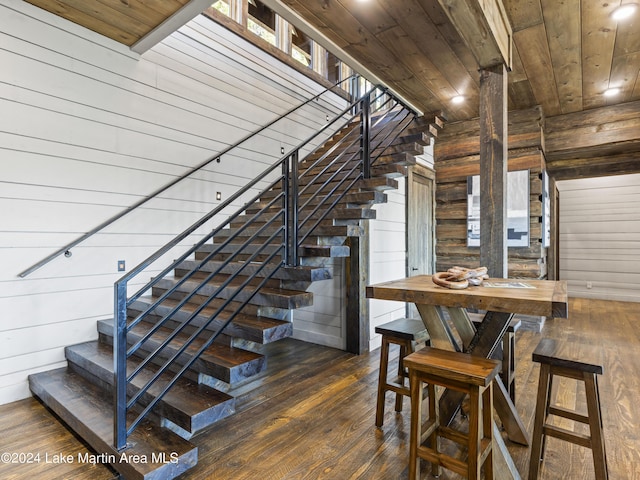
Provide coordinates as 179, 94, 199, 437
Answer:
22, 0, 192, 47
22, 0, 640, 177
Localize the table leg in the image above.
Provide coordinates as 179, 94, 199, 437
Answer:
415, 306, 529, 445
415, 304, 458, 351
493, 423, 523, 480
494, 375, 529, 445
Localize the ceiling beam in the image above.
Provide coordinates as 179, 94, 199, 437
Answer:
436, 0, 513, 69
547, 151, 640, 181
131, 0, 214, 54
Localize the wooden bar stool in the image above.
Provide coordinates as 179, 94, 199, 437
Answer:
375, 318, 429, 427
528, 338, 608, 480
404, 347, 501, 480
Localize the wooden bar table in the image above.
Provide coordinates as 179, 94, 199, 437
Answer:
366, 275, 568, 479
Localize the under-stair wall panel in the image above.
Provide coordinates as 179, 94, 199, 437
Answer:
292, 259, 346, 349
0, 0, 345, 404
369, 177, 408, 351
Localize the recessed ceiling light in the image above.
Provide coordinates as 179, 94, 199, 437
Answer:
452, 95, 465, 104
611, 3, 638, 20
604, 87, 620, 97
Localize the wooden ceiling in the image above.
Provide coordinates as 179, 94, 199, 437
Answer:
272, 0, 640, 123
22, 0, 640, 179
24, 0, 639, 122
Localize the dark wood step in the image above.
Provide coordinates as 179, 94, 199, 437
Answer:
195, 242, 350, 260
245, 190, 387, 215
374, 151, 417, 166
229, 206, 375, 229
195, 242, 349, 261
97, 319, 266, 385
406, 115, 442, 137
127, 296, 293, 344
152, 275, 313, 310
211, 223, 363, 243
175, 259, 332, 282
29, 368, 198, 480
358, 177, 399, 191
66, 341, 235, 437
394, 131, 432, 146
371, 163, 409, 178
301, 140, 413, 174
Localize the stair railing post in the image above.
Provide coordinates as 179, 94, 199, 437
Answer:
282, 159, 291, 266
114, 281, 128, 451
361, 94, 371, 179
290, 150, 299, 267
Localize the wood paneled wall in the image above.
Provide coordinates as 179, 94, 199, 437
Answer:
0, 1, 345, 405
434, 107, 548, 278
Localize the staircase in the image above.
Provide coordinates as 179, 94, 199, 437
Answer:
28, 87, 442, 479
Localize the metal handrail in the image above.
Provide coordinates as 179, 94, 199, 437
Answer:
112, 85, 420, 450
18, 74, 359, 278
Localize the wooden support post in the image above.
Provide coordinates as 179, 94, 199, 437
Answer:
479, 63, 508, 278
346, 222, 370, 354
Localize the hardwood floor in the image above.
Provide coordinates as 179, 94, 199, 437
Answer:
1, 298, 638, 479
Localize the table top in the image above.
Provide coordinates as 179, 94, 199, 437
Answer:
366, 276, 568, 318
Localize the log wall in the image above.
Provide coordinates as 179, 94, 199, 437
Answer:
434, 106, 548, 279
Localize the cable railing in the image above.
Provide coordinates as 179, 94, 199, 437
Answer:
106, 83, 419, 451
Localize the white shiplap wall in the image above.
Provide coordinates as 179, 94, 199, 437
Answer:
368, 145, 435, 350
0, 0, 345, 404
558, 174, 640, 303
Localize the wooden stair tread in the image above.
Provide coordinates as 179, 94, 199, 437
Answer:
152, 275, 313, 310
29, 368, 198, 480
195, 243, 350, 259
175, 260, 332, 282
229, 207, 375, 227
358, 177, 399, 191
97, 319, 266, 384
371, 163, 409, 178
66, 341, 235, 435
246, 190, 387, 214
128, 296, 293, 344
212, 223, 363, 240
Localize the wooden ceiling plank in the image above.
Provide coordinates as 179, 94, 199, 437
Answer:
23, 0, 139, 45
436, 0, 513, 68
280, 1, 448, 114
513, 23, 561, 115
279, 0, 362, 49
633, 69, 640, 98
508, 80, 538, 111
581, 0, 618, 110
502, 0, 544, 32
335, 0, 398, 36
52, 0, 153, 38
540, 0, 583, 114
373, 25, 476, 117
507, 40, 537, 109
611, 7, 640, 58
377, 0, 479, 101
92, 0, 170, 29
417, 0, 485, 94
137, 0, 196, 17
610, 51, 640, 102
